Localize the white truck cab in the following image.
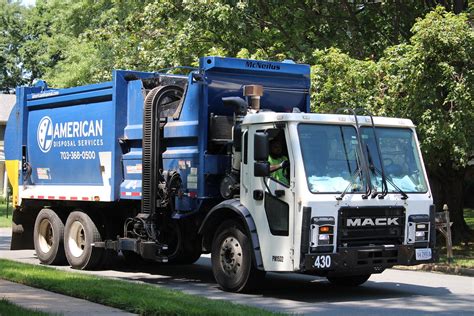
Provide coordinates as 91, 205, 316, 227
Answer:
239, 112, 435, 283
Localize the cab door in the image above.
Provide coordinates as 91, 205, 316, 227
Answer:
245, 125, 296, 271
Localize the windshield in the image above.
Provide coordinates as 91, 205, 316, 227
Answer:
298, 124, 364, 193
298, 124, 428, 194
361, 127, 427, 193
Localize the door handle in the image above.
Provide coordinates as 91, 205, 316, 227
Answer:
274, 190, 285, 197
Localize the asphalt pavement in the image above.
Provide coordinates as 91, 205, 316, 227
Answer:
1, 228, 473, 315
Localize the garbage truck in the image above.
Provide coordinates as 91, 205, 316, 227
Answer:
5, 56, 436, 292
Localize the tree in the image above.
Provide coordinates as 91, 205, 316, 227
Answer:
310, 48, 379, 113
424, 0, 469, 14
312, 7, 474, 242
0, 0, 25, 92
377, 7, 473, 241
30, 0, 467, 87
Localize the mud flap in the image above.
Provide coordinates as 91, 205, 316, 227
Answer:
10, 208, 36, 250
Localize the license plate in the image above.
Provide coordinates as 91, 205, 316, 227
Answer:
415, 248, 432, 260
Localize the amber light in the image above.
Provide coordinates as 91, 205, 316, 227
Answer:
319, 226, 330, 233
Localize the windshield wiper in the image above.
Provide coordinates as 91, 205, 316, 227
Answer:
364, 139, 409, 199
369, 163, 408, 200
365, 144, 388, 198
336, 167, 363, 201
336, 108, 372, 199
355, 108, 390, 199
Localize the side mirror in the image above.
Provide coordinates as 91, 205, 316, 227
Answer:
254, 132, 269, 161
254, 161, 270, 177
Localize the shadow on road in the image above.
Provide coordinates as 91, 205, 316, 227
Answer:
1, 231, 452, 306
105, 256, 451, 304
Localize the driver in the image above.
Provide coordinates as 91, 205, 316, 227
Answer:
268, 137, 289, 185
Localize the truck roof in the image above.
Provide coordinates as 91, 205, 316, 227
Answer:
242, 112, 416, 128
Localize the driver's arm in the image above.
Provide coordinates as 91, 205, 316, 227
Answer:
269, 160, 288, 172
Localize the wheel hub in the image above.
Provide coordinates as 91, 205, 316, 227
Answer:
38, 219, 54, 254
68, 221, 86, 258
220, 237, 242, 275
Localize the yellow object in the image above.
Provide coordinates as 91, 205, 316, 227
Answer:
6, 160, 19, 207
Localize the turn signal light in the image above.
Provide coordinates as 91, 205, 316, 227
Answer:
319, 226, 330, 233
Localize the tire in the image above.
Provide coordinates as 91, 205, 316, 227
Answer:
64, 211, 104, 270
327, 274, 371, 286
174, 221, 202, 264
33, 208, 66, 265
211, 220, 265, 292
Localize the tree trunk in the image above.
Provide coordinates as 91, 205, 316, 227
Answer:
429, 166, 473, 244
453, 0, 467, 14
393, 0, 401, 44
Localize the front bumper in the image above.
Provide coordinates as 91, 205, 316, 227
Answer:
302, 245, 437, 277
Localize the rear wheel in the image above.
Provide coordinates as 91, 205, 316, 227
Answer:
33, 209, 66, 265
64, 211, 104, 270
327, 274, 371, 286
211, 220, 265, 292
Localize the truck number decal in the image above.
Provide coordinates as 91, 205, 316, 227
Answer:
314, 255, 331, 269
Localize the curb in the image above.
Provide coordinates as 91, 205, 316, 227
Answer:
393, 264, 474, 277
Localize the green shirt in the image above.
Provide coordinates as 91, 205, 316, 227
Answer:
268, 155, 289, 185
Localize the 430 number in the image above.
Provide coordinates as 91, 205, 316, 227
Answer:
314, 255, 331, 269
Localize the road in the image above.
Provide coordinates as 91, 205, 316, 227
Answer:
1, 228, 472, 315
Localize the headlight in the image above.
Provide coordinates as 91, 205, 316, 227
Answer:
310, 217, 335, 250
408, 215, 430, 244
318, 234, 331, 241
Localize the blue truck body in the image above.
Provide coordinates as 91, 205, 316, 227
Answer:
6, 57, 310, 212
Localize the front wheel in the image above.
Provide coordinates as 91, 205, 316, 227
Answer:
211, 220, 265, 292
327, 274, 371, 286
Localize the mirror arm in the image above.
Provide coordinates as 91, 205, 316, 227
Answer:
262, 177, 275, 198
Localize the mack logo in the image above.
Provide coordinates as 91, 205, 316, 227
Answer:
347, 217, 399, 227
37, 116, 103, 153
245, 61, 281, 70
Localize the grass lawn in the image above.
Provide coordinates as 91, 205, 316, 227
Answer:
464, 208, 474, 230
436, 208, 474, 268
0, 299, 52, 316
437, 243, 474, 268
0, 259, 274, 316
0, 204, 12, 228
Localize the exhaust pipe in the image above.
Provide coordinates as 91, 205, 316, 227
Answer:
243, 85, 263, 111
